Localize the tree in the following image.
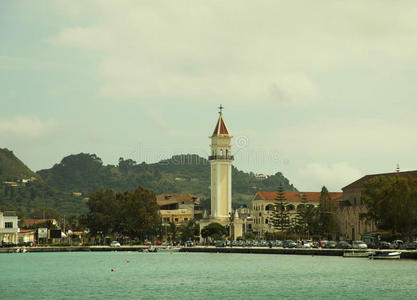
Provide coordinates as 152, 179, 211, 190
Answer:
168, 222, 178, 242
271, 183, 290, 232
201, 222, 226, 241
86, 186, 161, 240
180, 220, 200, 242
244, 232, 256, 240
317, 186, 338, 239
296, 193, 319, 237
362, 175, 417, 239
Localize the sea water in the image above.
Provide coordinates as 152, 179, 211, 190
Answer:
0, 251, 416, 299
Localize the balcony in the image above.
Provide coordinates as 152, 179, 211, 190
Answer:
208, 155, 234, 161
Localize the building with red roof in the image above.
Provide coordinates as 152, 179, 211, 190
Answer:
252, 191, 342, 235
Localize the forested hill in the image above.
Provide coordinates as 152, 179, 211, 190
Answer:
37, 153, 296, 203
1, 151, 296, 216
0, 148, 36, 181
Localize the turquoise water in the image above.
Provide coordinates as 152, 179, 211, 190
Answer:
0, 252, 416, 299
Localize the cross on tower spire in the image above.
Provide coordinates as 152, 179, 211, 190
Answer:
218, 104, 224, 115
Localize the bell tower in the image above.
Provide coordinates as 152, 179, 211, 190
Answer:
209, 105, 233, 221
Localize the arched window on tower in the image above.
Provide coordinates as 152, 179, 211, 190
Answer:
220, 149, 223, 157
226, 149, 228, 158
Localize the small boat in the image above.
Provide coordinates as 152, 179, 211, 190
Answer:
148, 246, 158, 253
370, 251, 401, 260
343, 250, 373, 258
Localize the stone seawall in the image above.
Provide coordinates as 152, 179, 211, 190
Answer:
1, 246, 417, 259
0, 246, 147, 254
180, 247, 417, 259
180, 247, 345, 256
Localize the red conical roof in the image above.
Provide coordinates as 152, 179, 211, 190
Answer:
212, 114, 230, 136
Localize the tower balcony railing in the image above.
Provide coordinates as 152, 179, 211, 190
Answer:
208, 155, 234, 161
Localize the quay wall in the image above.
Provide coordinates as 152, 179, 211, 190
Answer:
0, 246, 147, 254
180, 247, 417, 259
1, 246, 417, 259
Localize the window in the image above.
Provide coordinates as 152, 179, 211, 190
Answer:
174, 218, 179, 223
265, 218, 269, 224
163, 218, 170, 223
184, 218, 188, 221
5, 222, 13, 228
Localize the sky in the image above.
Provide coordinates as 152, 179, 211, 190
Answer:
1, 0, 417, 192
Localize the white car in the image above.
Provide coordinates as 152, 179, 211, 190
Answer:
110, 241, 121, 248
352, 241, 367, 249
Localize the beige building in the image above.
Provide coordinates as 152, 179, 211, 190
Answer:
156, 193, 201, 225
0, 211, 19, 244
252, 191, 343, 235
18, 229, 36, 244
337, 170, 417, 240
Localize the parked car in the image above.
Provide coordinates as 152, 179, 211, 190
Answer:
110, 241, 121, 248
300, 240, 313, 248
282, 240, 297, 248
378, 241, 391, 249
319, 240, 328, 248
184, 240, 194, 247
215, 241, 226, 247
352, 241, 368, 249
325, 241, 338, 248
391, 240, 404, 249
405, 241, 417, 250
336, 241, 352, 249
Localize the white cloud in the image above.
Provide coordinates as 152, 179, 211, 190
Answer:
297, 162, 363, 191
47, 1, 417, 106
0, 116, 58, 139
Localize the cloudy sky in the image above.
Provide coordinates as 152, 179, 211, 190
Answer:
1, 1, 417, 191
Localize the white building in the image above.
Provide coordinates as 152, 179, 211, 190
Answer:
0, 211, 19, 244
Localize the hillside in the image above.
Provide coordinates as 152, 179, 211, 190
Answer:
1, 152, 297, 216
37, 153, 296, 209
0, 148, 36, 181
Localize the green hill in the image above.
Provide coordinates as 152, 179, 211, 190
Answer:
1, 152, 297, 216
0, 148, 36, 181
37, 153, 296, 209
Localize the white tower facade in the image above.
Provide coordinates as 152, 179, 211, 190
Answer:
209, 108, 233, 221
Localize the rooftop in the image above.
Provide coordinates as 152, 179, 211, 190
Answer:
156, 193, 200, 207
212, 113, 230, 136
254, 191, 343, 202
342, 170, 417, 190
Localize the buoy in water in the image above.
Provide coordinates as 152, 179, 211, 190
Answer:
111, 268, 115, 272
126, 259, 130, 263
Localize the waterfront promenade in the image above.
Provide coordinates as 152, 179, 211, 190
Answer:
2, 245, 417, 259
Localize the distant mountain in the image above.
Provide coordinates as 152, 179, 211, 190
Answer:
1, 151, 297, 216
0, 148, 36, 181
